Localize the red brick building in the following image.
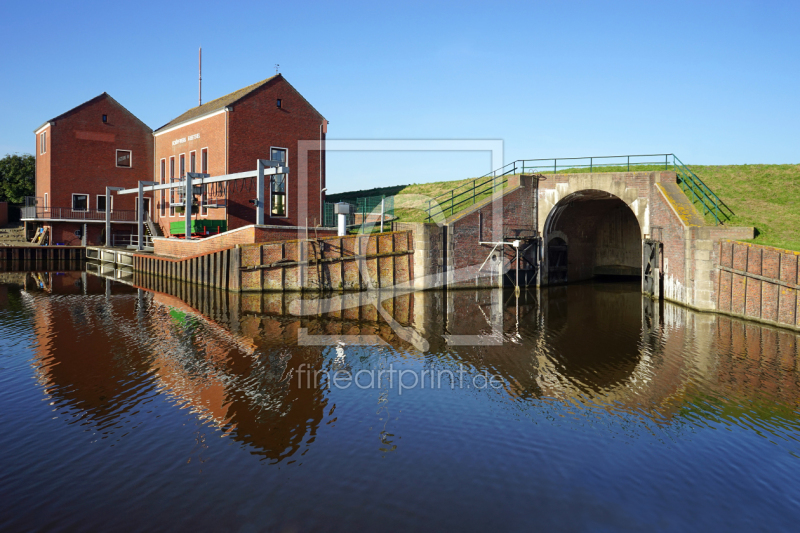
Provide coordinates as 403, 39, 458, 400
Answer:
152, 74, 327, 237
26, 74, 328, 246
26, 93, 154, 245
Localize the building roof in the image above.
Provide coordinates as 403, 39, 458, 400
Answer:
34, 92, 151, 133
154, 74, 324, 133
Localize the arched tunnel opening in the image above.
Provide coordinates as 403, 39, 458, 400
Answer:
543, 190, 642, 285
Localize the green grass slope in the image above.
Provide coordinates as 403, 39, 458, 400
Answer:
690, 164, 800, 251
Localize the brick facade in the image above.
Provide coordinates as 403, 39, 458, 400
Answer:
35, 94, 153, 216
31, 93, 153, 245
153, 74, 326, 237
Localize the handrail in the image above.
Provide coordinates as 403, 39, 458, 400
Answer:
423, 153, 733, 225
672, 155, 733, 224
20, 205, 137, 222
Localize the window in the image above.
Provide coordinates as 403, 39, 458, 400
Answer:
190, 151, 196, 173
271, 175, 286, 217
276, 99, 282, 108
72, 194, 88, 211
40, 131, 46, 154
160, 159, 166, 217
169, 157, 175, 216
102, 114, 107, 123
201, 149, 208, 216
271, 147, 287, 164
44, 193, 48, 209
270, 147, 288, 217
116, 149, 132, 168
97, 195, 107, 212
180, 154, 185, 178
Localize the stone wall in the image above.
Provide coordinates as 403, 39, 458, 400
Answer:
717, 240, 799, 330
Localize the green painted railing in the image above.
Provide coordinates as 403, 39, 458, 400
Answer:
672, 155, 733, 225
424, 153, 733, 225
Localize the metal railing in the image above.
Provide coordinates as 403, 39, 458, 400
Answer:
112, 234, 154, 248
425, 172, 512, 222
423, 153, 732, 224
21, 204, 137, 222
672, 155, 733, 224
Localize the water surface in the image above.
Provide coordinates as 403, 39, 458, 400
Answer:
1, 271, 799, 531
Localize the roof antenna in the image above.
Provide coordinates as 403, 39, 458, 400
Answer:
275, 63, 279, 75
199, 47, 202, 106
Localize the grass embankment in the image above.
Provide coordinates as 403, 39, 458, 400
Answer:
335, 164, 799, 250
689, 165, 800, 251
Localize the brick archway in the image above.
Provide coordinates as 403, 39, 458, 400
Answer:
542, 189, 642, 286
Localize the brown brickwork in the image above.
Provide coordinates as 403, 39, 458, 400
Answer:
32, 93, 153, 245
717, 240, 800, 331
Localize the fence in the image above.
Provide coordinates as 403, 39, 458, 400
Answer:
112, 234, 154, 248
424, 153, 732, 225
21, 204, 137, 222
324, 195, 395, 230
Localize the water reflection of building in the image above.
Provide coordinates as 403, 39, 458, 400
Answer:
19, 269, 800, 462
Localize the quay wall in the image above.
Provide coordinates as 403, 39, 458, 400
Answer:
237, 231, 414, 292
716, 240, 800, 331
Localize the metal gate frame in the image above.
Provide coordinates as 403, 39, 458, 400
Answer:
642, 238, 662, 299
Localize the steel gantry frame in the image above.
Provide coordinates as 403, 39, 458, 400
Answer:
107, 160, 287, 250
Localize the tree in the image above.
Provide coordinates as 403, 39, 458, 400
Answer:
0, 153, 35, 204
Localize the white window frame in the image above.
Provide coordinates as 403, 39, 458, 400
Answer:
159, 158, 166, 217
169, 156, 176, 217
138, 197, 152, 220
269, 146, 289, 218
72, 193, 89, 212
116, 149, 133, 168
40, 131, 46, 154
44, 193, 48, 209
200, 147, 209, 216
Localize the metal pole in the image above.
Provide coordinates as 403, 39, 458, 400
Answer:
380, 197, 385, 233
185, 172, 193, 240
256, 160, 265, 225
137, 181, 145, 250
105, 187, 112, 247
627, 156, 630, 171
320, 187, 327, 226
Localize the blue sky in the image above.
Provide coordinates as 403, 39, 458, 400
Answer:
1, 0, 797, 193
